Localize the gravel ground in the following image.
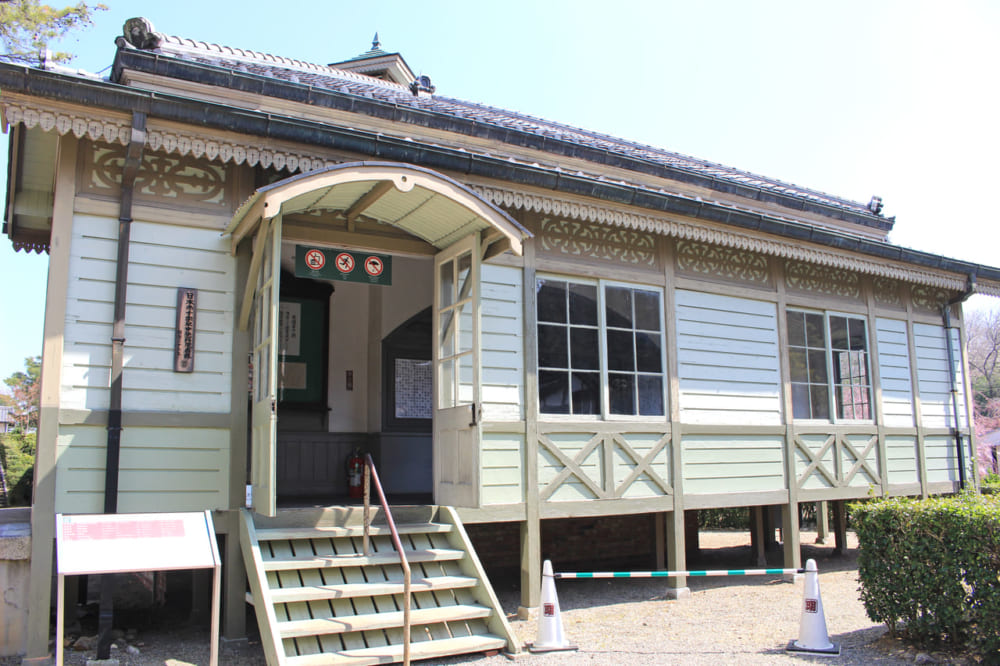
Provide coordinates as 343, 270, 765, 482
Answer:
2, 530, 974, 665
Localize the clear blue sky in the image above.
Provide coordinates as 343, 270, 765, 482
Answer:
2, 0, 999, 381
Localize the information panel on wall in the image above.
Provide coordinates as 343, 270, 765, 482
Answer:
295, 245, 392, 285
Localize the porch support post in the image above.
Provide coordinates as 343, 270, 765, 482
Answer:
519, 238, 541, 613
774, 262, 801, 576
662, 239, 688, 598
24, 134, 77, 663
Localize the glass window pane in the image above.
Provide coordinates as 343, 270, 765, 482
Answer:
457, 252, 472, 293
787, 311, 805, 347
569, 283, 598, 325
789, 348, 809, 383
439, 260, 454, 308
792, 384, 811, 419
538, 324, 568, 369
607, 329, 635, 371
829, 316, 848, 350
635, 332, 662, 373
571, 371, 600, 414
537, 280, 566, 323
638, 375, 664, 416
439, 359, 454, 408
810, 385, 830, 420
609, 373, 635, 415
805, 313, 826, 348
570, 327, 599, 370
539, 370, 569, 414
634, 290, 661, 331
849, 318, 867, 350
808, 349, 828, 383
605, 286, 633, 329
439, 314, 455, 358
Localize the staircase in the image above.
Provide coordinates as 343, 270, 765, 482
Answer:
240, 505, 519, 665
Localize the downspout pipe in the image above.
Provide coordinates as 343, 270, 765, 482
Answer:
942, 273, 976, 491
97, 110, 146, 660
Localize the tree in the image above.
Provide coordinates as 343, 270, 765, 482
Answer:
966, 308, 1000, 475
0, 0, 106, 65
3, 356, 41, 432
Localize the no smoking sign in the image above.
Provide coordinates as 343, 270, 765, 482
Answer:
295, 245, 392, 285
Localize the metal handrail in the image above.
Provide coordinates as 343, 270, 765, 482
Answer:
362, 454, 411, 666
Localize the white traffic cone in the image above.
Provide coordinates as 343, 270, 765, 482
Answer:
786, 558, 840, 656
529, 560, 577, 653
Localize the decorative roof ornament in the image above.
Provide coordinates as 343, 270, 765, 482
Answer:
372, 33, 381, 51
410, 74, 435, 97
122, 17, 161, 50
868, 196, 883, 216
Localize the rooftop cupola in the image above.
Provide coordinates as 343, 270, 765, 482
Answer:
329, 34, 417, 87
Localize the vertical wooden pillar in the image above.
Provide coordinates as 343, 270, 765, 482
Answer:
666, 509, 689, 598
832, 500, 848, 556
781, 502, 801, 571
520, 238, 541, 613
815, 501, 829, 544
750, 506, 766, 566
24, 134, 77, 663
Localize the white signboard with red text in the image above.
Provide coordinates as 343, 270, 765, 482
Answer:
55, 511, 220, 665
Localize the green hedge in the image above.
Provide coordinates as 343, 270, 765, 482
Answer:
982, 473, 1000, 496
0, 432, 35, 506
851, 494, 1000, 656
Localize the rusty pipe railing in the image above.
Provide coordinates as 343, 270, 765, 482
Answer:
362, 454, 411, 666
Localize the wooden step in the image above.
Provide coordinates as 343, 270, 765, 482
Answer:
269, 575, 479, 604
278, 603, 492, 638
285, 634, 507, 666
256, 523, 452, 541
262, 547, 464, 571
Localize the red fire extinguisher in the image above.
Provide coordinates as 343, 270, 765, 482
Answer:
346, 447, 365, 498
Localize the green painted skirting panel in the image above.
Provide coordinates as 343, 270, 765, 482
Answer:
885, 436, 919, 485
925, 436, 960, 484
481, 432, 523, 505
682, 435, 783, 494
55, 424, 230, 514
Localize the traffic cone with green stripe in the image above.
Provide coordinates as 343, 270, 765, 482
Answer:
787, 558, 840, 656
529, 560, 577, 653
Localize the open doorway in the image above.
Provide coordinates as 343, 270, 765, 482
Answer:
273, 248, 434, 506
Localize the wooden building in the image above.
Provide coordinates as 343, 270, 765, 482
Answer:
3, 18, 998, 664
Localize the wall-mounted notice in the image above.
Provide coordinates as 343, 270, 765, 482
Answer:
174, 287, 198, 372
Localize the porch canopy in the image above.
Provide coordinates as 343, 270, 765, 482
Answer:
225, 161, 530, 328
226, 161, 528, 254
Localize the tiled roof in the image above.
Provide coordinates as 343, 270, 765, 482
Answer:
131, 29, 881, 222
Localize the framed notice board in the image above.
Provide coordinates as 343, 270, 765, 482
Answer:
278, 271, 333, 410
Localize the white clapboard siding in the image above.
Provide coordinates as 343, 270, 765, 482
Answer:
61, 215, 235, 413
876, 318, 915, 427
481, 433, 523, 505
913, 323, 968, 429
480, 264, 523, 421
682, 435, 785, 494
55, 425, 230, 513
675, 290, 782, 425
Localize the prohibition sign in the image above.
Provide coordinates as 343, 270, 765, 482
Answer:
304, 249, 326, 270
335, 252, 355, 274
364, 256, 385, 277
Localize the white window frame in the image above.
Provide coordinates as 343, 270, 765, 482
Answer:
787, 308, 874, 424
536, 274, 667, 421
